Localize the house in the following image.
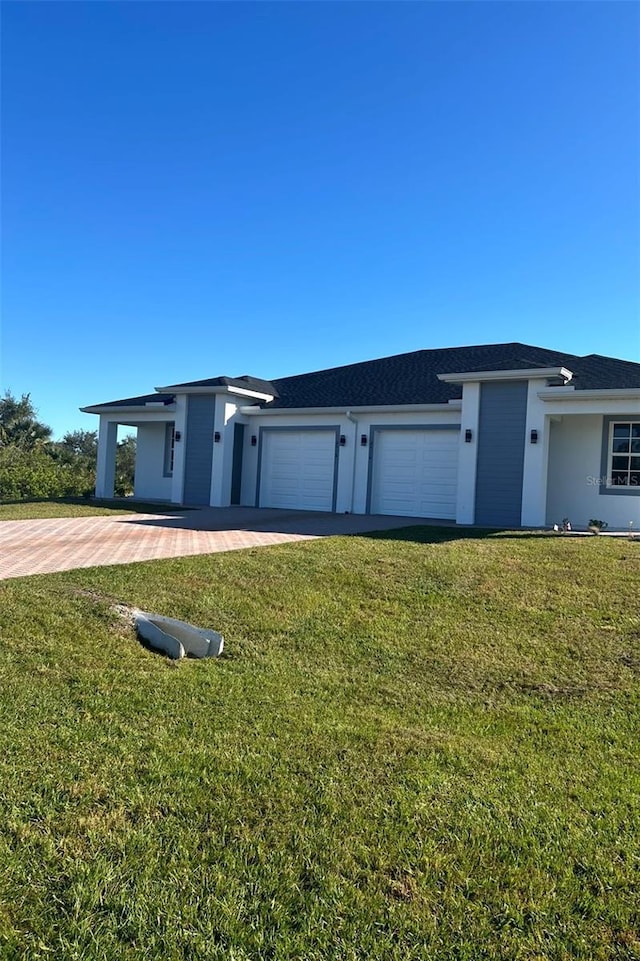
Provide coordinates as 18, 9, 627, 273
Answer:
81, 342, 640, 530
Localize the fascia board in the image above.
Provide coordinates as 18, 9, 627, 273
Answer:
80, 404, 177, 415
239, 402, 462, 416
154, 385, 273, 401
155, 385, 228, 394
226, 386, 275, 401
537, 387, 640, 402
438, 367, 573, 384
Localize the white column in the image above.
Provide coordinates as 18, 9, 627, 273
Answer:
241, 418, 260, 506
95, 417, 118, 499
351, 418, 370, 515
334, 416, 354, 514
342, 415, 360, 514
210, 400, 239, 507
455, 382, 480, 524
521, 380, 551, 527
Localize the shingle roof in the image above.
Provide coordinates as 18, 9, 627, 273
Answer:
83, 343, 640, 412
264, 342, 640, 409
158, 374, 278, 396
83, 392, 176, 410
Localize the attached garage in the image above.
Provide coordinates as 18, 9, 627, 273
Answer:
368, 427, 459, 519
258, 428, 338, 511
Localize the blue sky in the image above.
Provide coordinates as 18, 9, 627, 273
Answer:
2, 1, 638, 439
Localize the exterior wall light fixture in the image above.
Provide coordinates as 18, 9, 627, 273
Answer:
339, 434, 346, 446
174, 431, 181, 442
214, 431, 221, 443
251, 435, 257, 447
360, 434, 368, 447
465, 429, 473, 443
530, 429, 538, 444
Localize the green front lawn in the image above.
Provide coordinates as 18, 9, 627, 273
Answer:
0, 530, 638, 960
0, 498, 183, 521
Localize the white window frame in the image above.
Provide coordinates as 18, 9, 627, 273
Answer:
601, 418, 640, 495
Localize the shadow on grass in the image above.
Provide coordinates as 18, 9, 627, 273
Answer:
0, 497, 191, 515
91, 498, 194, 514
360, 525, 557, 545
116, 506, 557, 543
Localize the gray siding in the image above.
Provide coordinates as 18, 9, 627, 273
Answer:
475, 381, 528, 527
183, 395, 216, 506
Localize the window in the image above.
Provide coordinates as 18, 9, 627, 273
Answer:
607, 421, 640, 489
164, 422, 175, 477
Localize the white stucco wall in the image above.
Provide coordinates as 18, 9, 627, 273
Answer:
211, 400, 244, 507
546, 414, 640, 530
455, 383, 480, 524
240, 408, 462, 514
134, 423, 173, 501
521, 380, 552, 527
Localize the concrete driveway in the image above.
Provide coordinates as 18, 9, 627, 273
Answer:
0, 507, 443, 580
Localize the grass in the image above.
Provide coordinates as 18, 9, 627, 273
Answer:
0, 498, 184, 521
0, 528, 638, 960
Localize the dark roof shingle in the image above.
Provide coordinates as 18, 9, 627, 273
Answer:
158, 374, 278, 395
84, 343, 640, 411
265, 342, 640, 409
83, 392, 176, 410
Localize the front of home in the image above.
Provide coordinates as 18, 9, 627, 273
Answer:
81, 343, 640, 530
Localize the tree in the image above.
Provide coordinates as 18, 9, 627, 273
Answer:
0, 390, 137, 501
0, 446, 91, 500
0, 391, 52, 450
54, 429, 135, 496
52, 430, 98, 466
115, 434, 137, 496
0, 392, 95, 501
48, 429, 98, 497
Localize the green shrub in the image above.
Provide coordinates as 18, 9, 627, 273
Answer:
0, 446, 94, 501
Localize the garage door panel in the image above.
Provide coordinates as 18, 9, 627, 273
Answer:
370, 429, 458, 519
260, 430, 336, 511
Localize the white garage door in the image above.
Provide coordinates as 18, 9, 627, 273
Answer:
370, 429, 458, 519
260, 430, 337, 511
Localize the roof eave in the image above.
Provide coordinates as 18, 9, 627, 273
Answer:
155, 384, 274, 401
438, 366, 573, 384
239, 401, 462, 416
537, 387, 640, 401
80, 403, 177, 415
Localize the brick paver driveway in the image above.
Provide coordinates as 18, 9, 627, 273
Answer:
0, 507, 437, 580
